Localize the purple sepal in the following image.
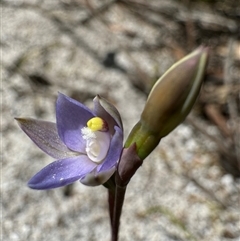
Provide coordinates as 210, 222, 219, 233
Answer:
15, 118, 77, 159
28, 156, 96, 189
56, 93, 94, 152
98, 126, 123, 172
93, 95, 123, 133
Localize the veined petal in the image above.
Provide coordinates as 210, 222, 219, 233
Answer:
97, 126, 123, 172
56, 93, 94, 152
28, 156, 96, 189
15, 118, 76, 159
93, 95, 123, 134
80, 166, 116, 186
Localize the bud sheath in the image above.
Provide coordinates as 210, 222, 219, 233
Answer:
125, 46, 209, 160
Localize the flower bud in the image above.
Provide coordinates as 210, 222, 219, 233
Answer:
125, 46, 209, 160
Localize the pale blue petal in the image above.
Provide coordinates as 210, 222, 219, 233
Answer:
16, 118, 76, 159
97, 126, 123, 172
56, 93, 94, 152
93, 95, 123, 134
28, 156, 96, 189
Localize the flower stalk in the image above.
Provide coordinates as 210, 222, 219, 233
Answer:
111, 185, 126, 241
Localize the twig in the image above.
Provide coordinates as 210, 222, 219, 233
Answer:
223, 38, 240, 167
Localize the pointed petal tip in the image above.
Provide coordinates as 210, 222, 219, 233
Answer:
15, 117, 37, 129
27, 176, 52, 190
27, 181, 46, 190
15, 117, 40, 125
15, 117, 22, 126
93, 95, 101, 104
15, 117, 28, 123
27, 177, 75, 190
27, 179, 65, 190
95, 94, 101, 99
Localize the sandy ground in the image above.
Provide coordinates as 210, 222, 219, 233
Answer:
2, 1, 240, 240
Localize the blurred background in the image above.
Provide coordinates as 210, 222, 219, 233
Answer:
2, 0, 240, 240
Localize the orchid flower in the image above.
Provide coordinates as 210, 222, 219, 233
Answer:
16, 93, 123, 189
